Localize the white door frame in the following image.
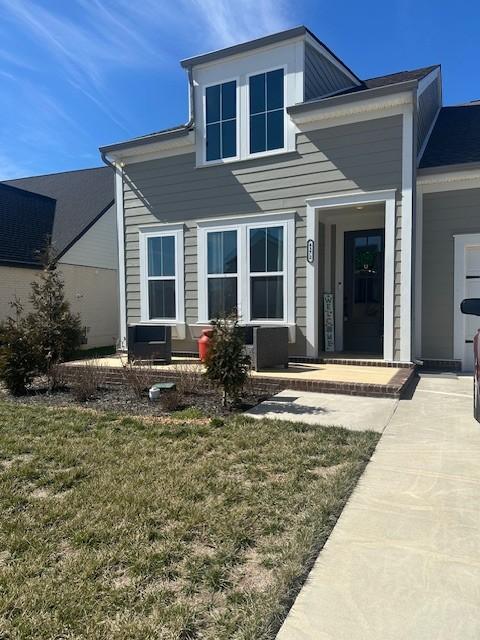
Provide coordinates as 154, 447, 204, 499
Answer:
305, 189, 397, 361
454, 233, 480, 370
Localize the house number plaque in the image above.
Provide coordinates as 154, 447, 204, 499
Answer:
307, 239, 314, 263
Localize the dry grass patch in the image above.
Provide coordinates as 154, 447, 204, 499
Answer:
0, 401, 378, 639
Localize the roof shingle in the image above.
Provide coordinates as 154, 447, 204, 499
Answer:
419, 104, 480, 169
3, 166, 114, 258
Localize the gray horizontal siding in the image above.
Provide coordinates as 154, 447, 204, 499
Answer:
422, 188, 480, 359
304, 43, 355, 101
123, 115, 403, 356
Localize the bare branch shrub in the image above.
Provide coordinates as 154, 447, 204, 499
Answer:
69, 362, 105, 402
170, 362, 205, 396
119, 356, 157, 399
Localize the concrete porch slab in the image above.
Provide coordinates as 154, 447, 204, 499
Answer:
244, 389, 398, 432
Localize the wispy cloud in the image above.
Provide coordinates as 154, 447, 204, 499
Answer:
0, 0, 296, 176
186, 0, 292, 48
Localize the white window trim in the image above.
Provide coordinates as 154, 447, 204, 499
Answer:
139, 223, 185, 330
245, 65, 288, 160
197, 212, 295, 328
202, 76, 241, 166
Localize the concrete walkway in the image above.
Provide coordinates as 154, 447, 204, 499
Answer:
277, 373, 480, 639
245, 389, 398, 432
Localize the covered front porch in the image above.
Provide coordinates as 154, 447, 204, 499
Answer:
305, 190, 411, 363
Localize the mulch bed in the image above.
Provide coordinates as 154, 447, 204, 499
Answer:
0, 379, 269, 418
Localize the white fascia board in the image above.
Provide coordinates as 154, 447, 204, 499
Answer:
292, 91, 414, 129
417, 66, 441, 96
190, 35, 305, 72
418, 168, 480, 192
416, 105, 441, 164
106, 131, 195, 166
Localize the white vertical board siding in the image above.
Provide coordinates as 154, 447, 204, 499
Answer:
123, 115, 403, 355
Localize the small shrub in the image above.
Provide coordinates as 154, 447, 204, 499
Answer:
70, 362, 105, 402
0, 300, 37, 395
159, 389, 181, 412
27, 250, 83, 390
204, 313, 250, 407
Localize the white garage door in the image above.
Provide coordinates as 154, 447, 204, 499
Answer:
463, 246, 480, 370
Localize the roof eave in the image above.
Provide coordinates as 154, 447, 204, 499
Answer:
99, 126, 192, 156
287, 79, 418, 117
180, 26, 307, 68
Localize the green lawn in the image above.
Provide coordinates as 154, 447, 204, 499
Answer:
0, 402, 378, 639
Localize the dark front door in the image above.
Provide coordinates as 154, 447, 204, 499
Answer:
343, 229, 384, 354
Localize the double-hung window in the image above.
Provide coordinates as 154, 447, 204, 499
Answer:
249, 226, 284, 320
207, 229, 238, 318
198, 214, 293, 326
249, 68, 284, 154
205, 80, 237, 162
140, 226, 184, 325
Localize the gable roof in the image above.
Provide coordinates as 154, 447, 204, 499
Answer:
180, 26, 361, 83
3, 166, 114, 260
419, 104, 480, 169
0, 183, 56, 267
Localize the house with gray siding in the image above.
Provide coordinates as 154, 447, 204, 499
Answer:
100, 25, 480, 371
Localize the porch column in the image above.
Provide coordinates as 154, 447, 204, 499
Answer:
306, 204, 319, 357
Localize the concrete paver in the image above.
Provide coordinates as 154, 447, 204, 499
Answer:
244, 389, 398, 432
276, 373, 480, 640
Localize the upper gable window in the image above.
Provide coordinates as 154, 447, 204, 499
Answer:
249, 68, 284, 154
205, 80, 237, 162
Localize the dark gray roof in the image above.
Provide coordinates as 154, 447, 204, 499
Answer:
3, 167, 114, 258
363, 65, 439, 89
0, 183, 56, 267
419, 104, 480, 169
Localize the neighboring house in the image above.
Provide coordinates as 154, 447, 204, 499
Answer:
100, 25, 480, 371
1, 167, 118, 349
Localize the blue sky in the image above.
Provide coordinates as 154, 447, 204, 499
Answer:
1, 0, 479, 179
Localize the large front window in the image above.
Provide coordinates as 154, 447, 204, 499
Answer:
249, 226, 284, 319
207, 230, 238, 318
205, 80, 237, 162
249, 68, 284, 154
198, 215, 293, 326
